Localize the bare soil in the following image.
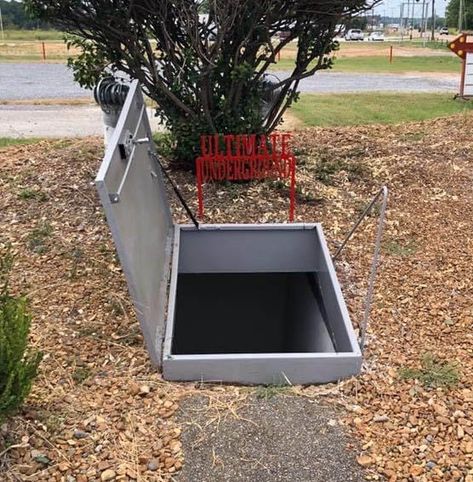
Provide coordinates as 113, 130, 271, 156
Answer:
280, 42, 452, 60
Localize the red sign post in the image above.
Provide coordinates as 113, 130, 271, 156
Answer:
448, 33, 473, 98
196, 133, 296, 221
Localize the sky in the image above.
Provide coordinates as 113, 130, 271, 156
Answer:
372, 0, 449, 18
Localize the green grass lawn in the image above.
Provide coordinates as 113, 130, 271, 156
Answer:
291, 93, 473, 127
274, 55, 460, 73
335, 55, 460, 73
400, 40, 450, 51
0, 138, 41, 148
1, 29, 64, 41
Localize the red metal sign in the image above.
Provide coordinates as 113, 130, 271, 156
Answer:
196, 133, 296, 221
448, 33, 473, 98
448, 33, 473, 60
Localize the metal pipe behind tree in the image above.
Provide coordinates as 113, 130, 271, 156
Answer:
431, 0, 436, 41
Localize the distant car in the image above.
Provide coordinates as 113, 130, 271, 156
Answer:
368, 31, 385, 41
439, 27, 449, 35
345, 29, 364, 41
278, 31, 291, 40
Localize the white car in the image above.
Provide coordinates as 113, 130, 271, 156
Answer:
345, 29, 364, 41
439, 27, 449, 35
368, 31, 385, 41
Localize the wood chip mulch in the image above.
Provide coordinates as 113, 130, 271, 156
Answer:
1, 112, 473, 482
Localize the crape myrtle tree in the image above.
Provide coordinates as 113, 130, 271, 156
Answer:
26, 0, 379, 165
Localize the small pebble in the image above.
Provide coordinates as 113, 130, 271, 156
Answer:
373, 415, 389, 423
140, 385, 151, 395
74, 429, 89, 439
101, 469, 116, 481
147, 458, 159, 471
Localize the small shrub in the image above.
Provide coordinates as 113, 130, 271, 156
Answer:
67, 246, 83, 280
0, 247, 42, 423
27, 222, 53, 254
255, 384, 289, 400
18, 188, 48, 202
108, 296, 124, 316
314, 153, 367, 185
385, 239, 417, 257
295, 185, 321, 205
399, 353, 460, 389
401, 132, 425, 143
71, 366, 92, 384
153, 132, 175, 160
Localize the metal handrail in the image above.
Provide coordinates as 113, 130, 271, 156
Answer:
333, 186, 388, 352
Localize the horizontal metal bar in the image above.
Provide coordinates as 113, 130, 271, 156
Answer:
166, 352, 361, 361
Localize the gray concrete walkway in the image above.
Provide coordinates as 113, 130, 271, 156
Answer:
176, 395, 367, 482
0, 104, 164, 138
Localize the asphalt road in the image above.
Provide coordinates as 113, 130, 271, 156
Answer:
0, 63, 459, 101
287, 71, 458, 94
0, 63, 91, 101
0, 63, 459, 138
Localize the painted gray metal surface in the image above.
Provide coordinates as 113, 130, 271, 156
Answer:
163, 224, 361, 384
178, 224, 321, 273
163, 353, 361, 385
96, 81, 362, 384
95, 81, 173, 366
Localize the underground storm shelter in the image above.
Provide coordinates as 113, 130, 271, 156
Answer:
95, 81, 364, 385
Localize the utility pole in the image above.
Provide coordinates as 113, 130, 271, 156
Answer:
407, 0, 411, 29
431, 0, 435, 41
0, 7, 4, 42
424, 1, 428, 35
405, 0, 411, 40
423, 1, 430, 45
420, 0, 426, 39
400, 3, 405, 40
459, 0, 464, 32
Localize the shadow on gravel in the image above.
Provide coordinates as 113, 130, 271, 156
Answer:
176, 394, 366, 482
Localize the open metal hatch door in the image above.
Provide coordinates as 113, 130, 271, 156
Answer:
95, 80, 173, 366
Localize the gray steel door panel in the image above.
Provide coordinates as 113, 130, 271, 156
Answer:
95, 81, 173, 366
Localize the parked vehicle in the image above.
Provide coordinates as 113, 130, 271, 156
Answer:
368, 31, 385, 41
345, 29, 364, 41
439, 27, 449, 35
278, 31, 291, 40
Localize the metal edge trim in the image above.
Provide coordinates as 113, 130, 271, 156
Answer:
162, 225, 181, 360
315, 224, 362, 356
